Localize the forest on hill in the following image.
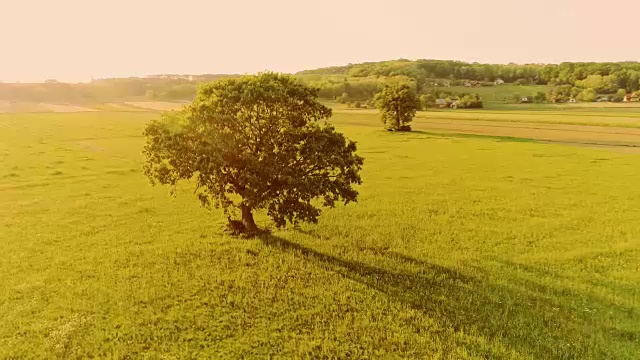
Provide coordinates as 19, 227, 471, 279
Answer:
299, 59, 640, 89
298, 59, 640, 103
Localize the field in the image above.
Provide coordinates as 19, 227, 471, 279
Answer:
443, 85, 550, 105
1, 107, 640, 358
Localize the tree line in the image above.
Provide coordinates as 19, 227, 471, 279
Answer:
0, 75, 233, 103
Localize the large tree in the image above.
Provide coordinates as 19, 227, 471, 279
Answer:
375, 83, 420, 131
142, 73, 364, 234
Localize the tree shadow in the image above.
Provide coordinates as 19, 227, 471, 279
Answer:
258, 234, 636, 359
408, 129, 537, 143
408, 129, 640, 149
291, 227, 325, 240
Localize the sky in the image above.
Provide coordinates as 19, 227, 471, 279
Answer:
1, 0, 639, 83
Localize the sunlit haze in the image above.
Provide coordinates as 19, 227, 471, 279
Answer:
2, 0, 639, 83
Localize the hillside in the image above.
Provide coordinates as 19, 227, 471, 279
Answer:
297, 59, 640, 88
2, 59, 640, 107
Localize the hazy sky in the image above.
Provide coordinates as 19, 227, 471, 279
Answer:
2, 0, 639, 82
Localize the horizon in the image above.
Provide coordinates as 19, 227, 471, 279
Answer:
3, 0, 640, 83
4, 58, 640, 84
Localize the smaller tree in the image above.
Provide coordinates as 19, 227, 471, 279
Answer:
570, 87, 581, 98
456, 94, 483, 108
419, 94, 436, 110
577, 88, 597, 102
375, 83, 419, 131
533, 91, 547, 103
366, 98, 376, 108
610, 88, 627, 102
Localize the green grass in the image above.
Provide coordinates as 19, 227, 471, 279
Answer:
443, 85, 550, 102
1, 110, 639, 358
342, 105, 640, 128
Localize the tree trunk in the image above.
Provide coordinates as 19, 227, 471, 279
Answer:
241, 203, 258, 233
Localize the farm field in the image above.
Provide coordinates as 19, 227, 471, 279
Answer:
337, 106, 640, 149
1, 109, 639, 358
443, 85, 550, 105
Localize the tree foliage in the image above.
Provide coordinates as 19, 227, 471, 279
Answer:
142, 73, 364, 233
577, 88, 597, 102
533, 91, 547, 103
0, 75, 233, 103
375, 84, 420, 131
419, 94, 436, 110
456, 94, 483, 108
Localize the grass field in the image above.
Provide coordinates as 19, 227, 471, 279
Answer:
1, 109, 639, 358
440, 85, 550, 106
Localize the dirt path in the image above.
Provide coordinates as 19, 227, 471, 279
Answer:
124, 102, 188, 111
42, 104, 97, 112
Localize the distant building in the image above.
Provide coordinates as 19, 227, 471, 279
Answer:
521, 97, 529, 103
494, 78, 505, 85
623, 94, 639, 102
568, 98, 577, 103
596, 96, 609, 102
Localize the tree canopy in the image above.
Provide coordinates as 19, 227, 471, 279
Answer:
375, 83, 420, 131
142, 73, 364, 234
298, 59, 640, 92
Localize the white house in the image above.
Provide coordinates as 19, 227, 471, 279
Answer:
568, 98, 577, 103
624, 94, 640, 102
521, 97, 529, 103
494, 78, 505, 85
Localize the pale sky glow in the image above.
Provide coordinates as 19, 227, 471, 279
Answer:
1, 0, 639, 82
